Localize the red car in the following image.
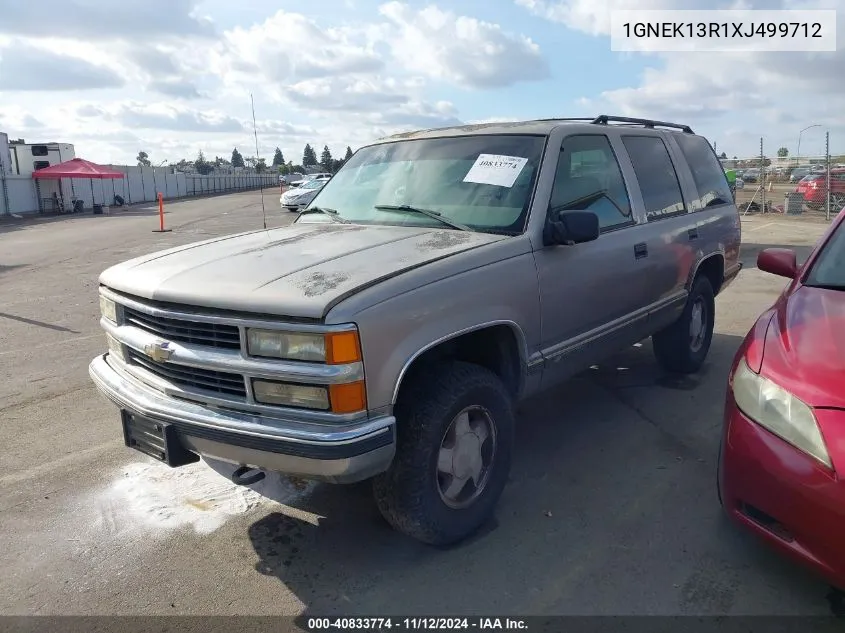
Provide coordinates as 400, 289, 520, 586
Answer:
794, 168, 845, 210
719, 208, 845, 589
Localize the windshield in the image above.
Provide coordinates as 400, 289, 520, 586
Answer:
300, 180, 324, 190
302, 134, 546, 234
805, 219, 845, 288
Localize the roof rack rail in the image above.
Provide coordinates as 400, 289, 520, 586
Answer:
591, 115, 694, 134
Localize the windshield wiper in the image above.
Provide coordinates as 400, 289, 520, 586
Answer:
374, 204, 472, 232
298, 206, 350, 223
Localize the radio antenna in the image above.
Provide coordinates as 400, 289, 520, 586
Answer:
250, 92, 267, 230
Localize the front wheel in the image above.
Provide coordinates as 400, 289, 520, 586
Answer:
652, 276, 715, 374
372, 361, 515, 546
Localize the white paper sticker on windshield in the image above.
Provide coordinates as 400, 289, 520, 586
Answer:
463, 154, 528, 188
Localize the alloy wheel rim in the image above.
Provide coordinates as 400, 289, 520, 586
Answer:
689, 297, 708, 353
436, 406, 497, 509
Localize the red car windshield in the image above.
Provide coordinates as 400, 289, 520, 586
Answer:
805, 219, 845, 289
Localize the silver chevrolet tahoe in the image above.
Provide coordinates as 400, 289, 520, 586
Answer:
90, 115, 742, 545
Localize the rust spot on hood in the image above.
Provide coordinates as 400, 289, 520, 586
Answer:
417, 231, 473, 251
296, 271, 351, 297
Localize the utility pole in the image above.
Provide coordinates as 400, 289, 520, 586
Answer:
760, 137, 766, 213
826, 131, 831, 221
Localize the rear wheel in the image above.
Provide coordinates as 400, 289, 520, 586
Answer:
372, 361, 514, 546
653, 276, 715, 374
831, 193, 845, 212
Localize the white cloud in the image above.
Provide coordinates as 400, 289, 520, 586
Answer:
378, 2, 549, 88
0, 0, 214, 40
219, 10, 384, 86
0, 44, 124, 91
0, 2, 552, 164
517, 0, 845, 156
515, 0, 720, 36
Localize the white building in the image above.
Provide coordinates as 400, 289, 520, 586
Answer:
9, 140, 75, 176
5, 139, 76, 211
0, 132, 11, 175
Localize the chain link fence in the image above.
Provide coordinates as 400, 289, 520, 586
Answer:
721, 133, 844, 221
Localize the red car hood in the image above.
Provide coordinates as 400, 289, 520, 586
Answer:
762, 285, 845, 408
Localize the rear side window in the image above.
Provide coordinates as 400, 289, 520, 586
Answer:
675, 134, 733, 209
622, 136, 686, 220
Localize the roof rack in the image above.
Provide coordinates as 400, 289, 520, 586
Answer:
591, 115, 694, 134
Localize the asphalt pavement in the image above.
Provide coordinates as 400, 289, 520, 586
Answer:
0, 193, 838, 616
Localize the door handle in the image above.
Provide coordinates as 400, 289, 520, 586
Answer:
634, 242, 648, 259
688, 228, 699, 240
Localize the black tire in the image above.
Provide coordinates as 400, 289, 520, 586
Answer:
652, 276, 715, 374
372, 361, 515, 546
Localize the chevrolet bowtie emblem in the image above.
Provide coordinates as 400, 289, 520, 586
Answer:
144, 339, 173, 362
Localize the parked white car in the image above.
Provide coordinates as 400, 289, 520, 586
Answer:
290, 173, 332, 188
280, 179, 326, 212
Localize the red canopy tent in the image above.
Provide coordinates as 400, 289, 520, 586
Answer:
31, 158, 125, 180
32, 158, 125, 213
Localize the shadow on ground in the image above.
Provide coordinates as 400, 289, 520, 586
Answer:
243, 332, 832, 616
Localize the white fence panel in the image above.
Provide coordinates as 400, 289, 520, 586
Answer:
141, 168, 156, 202
127, 169, 144, 203
6, 177, 39, 214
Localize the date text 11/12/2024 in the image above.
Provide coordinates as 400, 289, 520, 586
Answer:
305, 617, 529, 631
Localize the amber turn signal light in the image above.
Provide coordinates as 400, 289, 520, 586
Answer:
329, 381, 367, 414
326, 330, 362, 365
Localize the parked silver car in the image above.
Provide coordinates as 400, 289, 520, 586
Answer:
90, 115, 741, 545
280, 179, 326, 212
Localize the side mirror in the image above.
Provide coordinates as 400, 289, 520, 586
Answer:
544, 210, 600, 246
757, 248, 797, 279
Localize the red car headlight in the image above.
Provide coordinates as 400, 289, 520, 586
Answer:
732, 359, 832, 469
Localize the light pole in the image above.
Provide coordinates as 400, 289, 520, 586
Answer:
797, 124, 821, 162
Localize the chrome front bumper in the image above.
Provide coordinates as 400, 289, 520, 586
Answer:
89, 354, 396, 483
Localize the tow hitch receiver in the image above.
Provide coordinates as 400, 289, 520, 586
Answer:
231, 466, 266, 486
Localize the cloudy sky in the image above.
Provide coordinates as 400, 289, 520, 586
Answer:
0, 0, 841, 166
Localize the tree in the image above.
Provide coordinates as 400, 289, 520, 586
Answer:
302, 143, 317, 167
256, 158, 267, 173
231, 147, 245, 168
345, 146, 353, 161
777, 147, 789, 158
320, 145, 333, 169
136, 151, 151, 167
194, 150, 214, 175
719, 152, 727, 159
272, 147, 285, 167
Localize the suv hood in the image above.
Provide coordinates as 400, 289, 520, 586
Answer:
762, 285, 845, 408
100, 222, 506, 319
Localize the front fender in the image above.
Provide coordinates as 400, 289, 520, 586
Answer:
336, 252, 542, 414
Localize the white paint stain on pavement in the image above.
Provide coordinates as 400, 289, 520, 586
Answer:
93, 459, 314, 536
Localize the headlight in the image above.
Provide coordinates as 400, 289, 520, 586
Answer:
106, 333, 127, 362
100, 295, 117, 323
732, 359, 831, 468
252, 379, 366, 413
246, 329, 361, 364
252, 380, 329, 410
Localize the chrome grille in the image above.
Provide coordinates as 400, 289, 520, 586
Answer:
127, 349, 247, 398
123, 306, 241, 350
